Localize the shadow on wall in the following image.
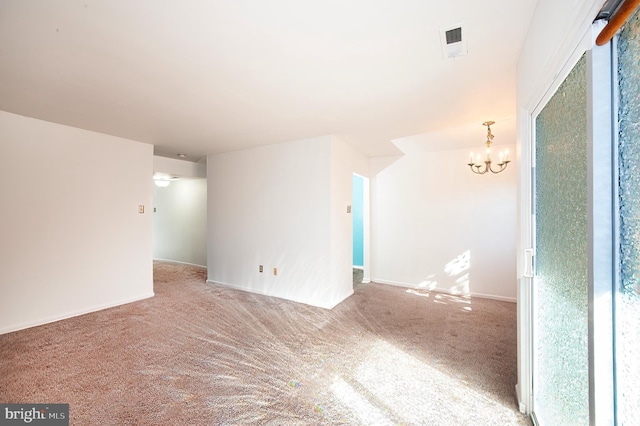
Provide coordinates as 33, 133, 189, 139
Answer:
416, 250, 470, 294
371, 118, 517, 302
444, 250, 471, 295
407, 250, 473, 311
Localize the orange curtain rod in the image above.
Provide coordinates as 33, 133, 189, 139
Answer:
596, 0, 640, 45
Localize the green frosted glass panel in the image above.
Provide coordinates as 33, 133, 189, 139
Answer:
617, 8, 640, 425
534, 54, 589, 425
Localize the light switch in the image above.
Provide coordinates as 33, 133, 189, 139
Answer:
138, 205, 145, 214
347, 205, 352, 213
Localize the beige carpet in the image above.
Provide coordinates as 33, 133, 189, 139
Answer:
0, 261, 529, 425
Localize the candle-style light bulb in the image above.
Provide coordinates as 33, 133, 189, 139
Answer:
505, 149, 509, 161
470, 152, 474, 164
499, 152, 504, 164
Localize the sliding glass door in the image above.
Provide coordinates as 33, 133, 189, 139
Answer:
531, 54, 590, 425
524, 9, 640, 425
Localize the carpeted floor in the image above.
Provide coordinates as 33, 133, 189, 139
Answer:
0, 261, 529, 425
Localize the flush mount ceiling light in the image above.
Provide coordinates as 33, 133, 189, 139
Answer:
467, 121, 510, 175
153, 172, 177, 187
154, 179, 171, 187
177, 153, 187, 158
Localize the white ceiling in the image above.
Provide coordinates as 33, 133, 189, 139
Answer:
0, 0, 537, 160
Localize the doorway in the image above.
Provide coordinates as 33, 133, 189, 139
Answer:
152, 177, 207, 268
352, 173, 370, 285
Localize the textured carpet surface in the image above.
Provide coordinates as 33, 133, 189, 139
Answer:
0, 262, 529, 425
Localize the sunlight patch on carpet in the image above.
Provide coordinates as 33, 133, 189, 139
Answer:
337, 339, 522, 424
330, 376, 394, 425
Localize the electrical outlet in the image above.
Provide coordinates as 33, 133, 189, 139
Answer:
259, 265, 263, 273
273, 267, 278, 276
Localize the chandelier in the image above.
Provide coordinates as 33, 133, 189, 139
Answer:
467, 121, 510, 174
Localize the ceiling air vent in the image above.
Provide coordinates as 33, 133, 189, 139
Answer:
440, 24, 467, 59
445, 27, 462, 44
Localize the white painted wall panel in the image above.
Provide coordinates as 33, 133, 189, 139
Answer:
329, 136, 370, 304
0, 111, 154, 334
207, 136, 341, 308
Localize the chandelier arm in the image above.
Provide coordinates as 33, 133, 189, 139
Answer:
470, 163, 488, 174
489, 161, 510, 174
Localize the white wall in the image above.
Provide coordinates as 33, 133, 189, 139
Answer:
329, 136, 370, 301
207, 136, 334, 307
207, 135, 369, 309
153, 179, 207, 267
0, 110, 154, 334
153, 156, 206, 179
371, 123, 517, 301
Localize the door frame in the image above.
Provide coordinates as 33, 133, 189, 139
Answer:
516, 20, 615, 422
516, 22, 594, 416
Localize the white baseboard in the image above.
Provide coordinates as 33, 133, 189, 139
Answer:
206, 279, 268, 296
154, 258, 206, 268
352, 266, 364, 270
371, 278, 516, 303
0, 292, 155, 335
468, 292, 517, 303
206, 279, 353, 309
373, 278, 414, 288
